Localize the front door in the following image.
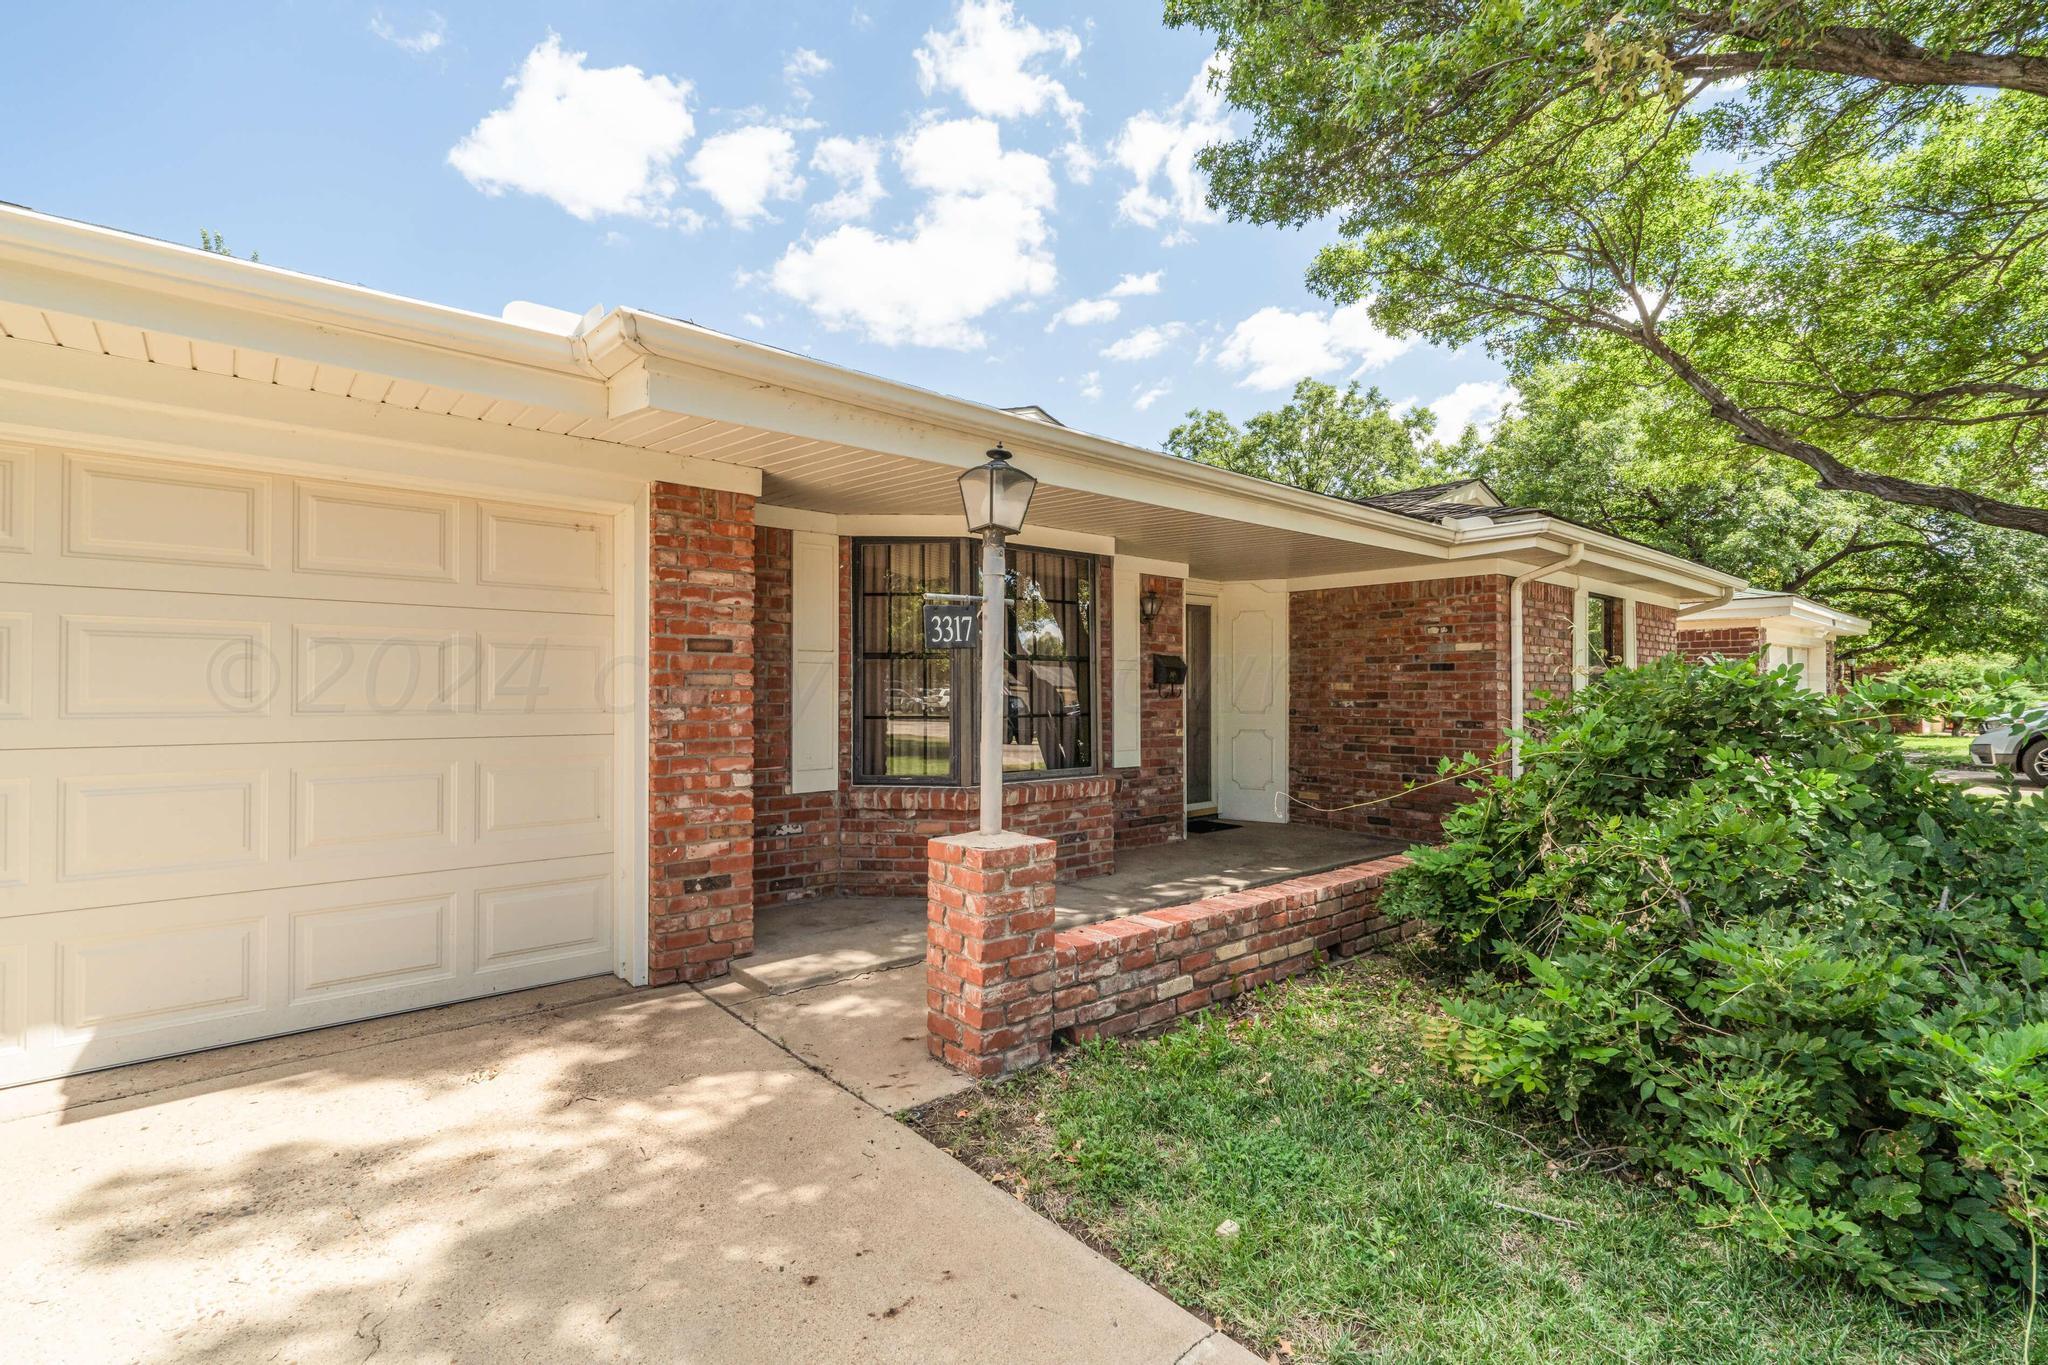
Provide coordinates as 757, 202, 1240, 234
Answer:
1215, 581, 1289, 823
1184, 603, 1214, 812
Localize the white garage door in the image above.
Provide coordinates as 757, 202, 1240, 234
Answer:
0, 444, 626, 1085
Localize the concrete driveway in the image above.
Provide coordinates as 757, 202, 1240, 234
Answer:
1, 983, 1253, 1364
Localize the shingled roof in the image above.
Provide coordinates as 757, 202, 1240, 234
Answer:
1354, 478, 1545, 525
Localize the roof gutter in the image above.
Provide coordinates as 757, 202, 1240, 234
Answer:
601, 308, 1462, 556
1509, 542, 1584, 776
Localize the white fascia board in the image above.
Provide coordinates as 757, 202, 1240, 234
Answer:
0, 207, 605, 417
1680, 593, 1871, 638
1446, 519, 1746, 602
601, 317, 1459, 560
0, 334, 758, 505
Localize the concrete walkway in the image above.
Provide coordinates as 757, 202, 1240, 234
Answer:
1, 985, 1255, 1364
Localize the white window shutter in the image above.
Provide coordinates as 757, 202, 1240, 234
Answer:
1112, 561, 1141, 767
789, 530, 840, 793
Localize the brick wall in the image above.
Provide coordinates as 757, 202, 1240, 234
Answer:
751, 527, 844, 907
1678, 623, 1763, 663
1052, 855, 1415, 1043
1114, 573, 1185, 849
842, 777, 1115, 895
648, 483, 756, 984
1634, 602, 1679, 662
1523, 580, 1575, 715
926, 845, 1414, 1078
1288, 577, 1510, 840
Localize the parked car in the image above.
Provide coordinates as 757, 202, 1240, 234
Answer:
1970, 707, 2048, 785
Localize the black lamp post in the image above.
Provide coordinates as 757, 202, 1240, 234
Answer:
957, 444, 1037, 834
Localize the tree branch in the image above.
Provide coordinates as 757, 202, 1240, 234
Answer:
1631, 330, 2048, 537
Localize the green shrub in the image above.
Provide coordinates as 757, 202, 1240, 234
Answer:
1383, 657, 2048, 1307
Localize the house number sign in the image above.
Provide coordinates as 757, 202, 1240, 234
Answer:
922, 602, 980, 650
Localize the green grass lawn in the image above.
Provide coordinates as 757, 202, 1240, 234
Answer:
910, 948, 2030, 1363
1900, 733, 1974, 764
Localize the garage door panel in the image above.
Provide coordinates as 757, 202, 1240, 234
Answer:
291, 762, 461, 858
0, 944, 25, 1056
3, 736, 614, 918
0, 777, 26, 888
294, 480, 461, 584
0, 855, 614, 1085
64, 452, 272, 569
60, 770, 269, 880
0, 610, 27, 716
0, 447, 626, 1085
293, 623, 471, 717
57, 915, 267, 1037
5, 583, 618, 747
0, 441, 29, 553
477, 501, 611, 594
476, 872, 611, 975
289, 893, 456, 1003
0, 447, 617, 616
60, 614, 271, 719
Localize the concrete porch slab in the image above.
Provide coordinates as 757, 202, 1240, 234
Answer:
731, 895, 926, 995
0, 985, 1255, 1364
740, 824, 1407, 1006
722, 966, 970, 1112
1055, 822, 1408, 926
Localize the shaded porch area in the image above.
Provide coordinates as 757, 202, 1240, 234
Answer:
730, 822, 1407, 997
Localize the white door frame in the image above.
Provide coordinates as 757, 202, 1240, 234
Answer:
1183, 590, 1219, 816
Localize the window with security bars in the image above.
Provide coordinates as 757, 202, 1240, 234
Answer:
852, 539, 1095, 783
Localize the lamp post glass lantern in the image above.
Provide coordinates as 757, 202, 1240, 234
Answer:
957, 445, 1037, 835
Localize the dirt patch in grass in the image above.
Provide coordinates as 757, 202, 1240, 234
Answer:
907, 946, 2027, 1364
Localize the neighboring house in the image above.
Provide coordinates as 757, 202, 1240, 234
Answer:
1677, 589, 1870, 692
0, 207, 1743, 1085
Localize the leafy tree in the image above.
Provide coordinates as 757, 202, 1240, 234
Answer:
1476, 362, 2048, 660
198, 228, 258, 262
1166, 1, 2048, 536
1164, 377, 1450, 499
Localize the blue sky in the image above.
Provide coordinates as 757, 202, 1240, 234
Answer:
1, 1, 1511, 449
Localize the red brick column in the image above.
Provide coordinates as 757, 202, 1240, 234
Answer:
648, 482, 755, 985
925, 832, 1058, 1078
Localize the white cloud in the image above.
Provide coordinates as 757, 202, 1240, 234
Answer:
1133, 381, 1172, 411
1045, 297, 1121, 331
448, 35, 695, 222
771, 118, 1057, 348
1112, 56, 1232, 233
915, 1, 1083, 131
370, 9, 445, 55
1214, 301, 1411, 390
810, 135, 886, 221
783, 47, 831, 103
742, 311, 767, 329
689, 126, 804, 226
1079, 370, 1103, 399
1102, 322, 1188, 363
1108, 271, 1163, 297
1429, 380, 1517, 438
